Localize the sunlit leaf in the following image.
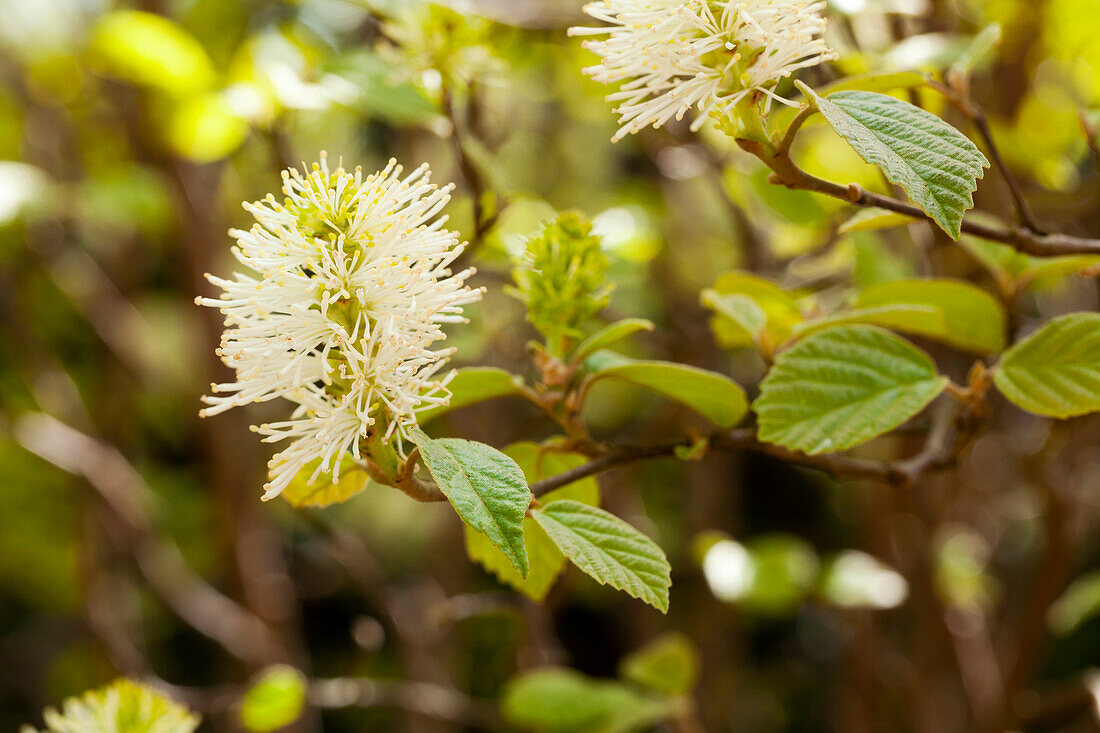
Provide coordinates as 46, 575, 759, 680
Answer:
771, 71, 927, 132
754, 325, 948, 454
240, 666, 307, 733
837, 207, 916, 234
811, 89, 989, 239
951, 24, 1003, 77
619, 632, 700, 696
850, 278, 1006, 354
1048, 570, 1100, 636
993, 313, 1100, 418
165, 91, 249, 162
961, 235, 1100, 292
418, 367, 524, 423
742, 535, 820, 615
587, 358, 749, 429
532, 500, 671, 613
408, 429, 530, 576
501, 668, 679, 733
281, 456, 369, 508
706, 271, 803, 350
700, 290, 766, 344
90, 11, 217, 95
465, 443, 599, 601
571, 318, 655, 365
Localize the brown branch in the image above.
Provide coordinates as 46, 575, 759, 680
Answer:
738, 139, 1100, 256
441, 89, 500, 255
930, 78, 1043, 232
13, 413, 284, 666
529, 407, 968, 499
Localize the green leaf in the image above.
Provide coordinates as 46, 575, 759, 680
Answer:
700, 291, 766, 343
792, 304, 945, 344
810, 89, 989, 239
754, 326, 948, 454
418, 367, 524, 423
571, 318, 655, 364
280, 456, 369, 508
837, 207, 916, 235
961, 236, 1100, 293
706, 271, 802, 350
240, 666, 307, 733
993, 313, 1100, 418
501, 668, 679, 733
619, 632, 699, 696
89, 11, 217, 96
165, 92, 249, 163
531, 500, 671, 613
951, 24, 1003, 77
771, 71, 927, 132
741, 535, 821, 615
587, 358, 748, 429
465, 443, 599, 601
1048, 570, 1100, 636
408, 429, 530, 576
850, 278, 1006, 354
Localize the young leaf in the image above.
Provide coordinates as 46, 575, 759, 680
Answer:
417, 367, 524, 423
587, 358, 749, 428
851, 278, 1007, 354
531, 500, 671, 612
465, 443, 599, 601
838, 207, 916, 234
961, 235, 1100, 293
89, 11, 217, 95
754, 325, 948, 454
501, 668, 679, 733
701, 290, 767, 343
240, 666, 307, 733
811, 89, 989, 239
1048, 570, 1100, 636
408, 429, 530, 577
619, 632, 700, 696
571, 318, 655, 364
993, 313, 1100, 418
280, 456, 369, 508
706, 271, 803, 350
951, 23, 1003, 77
771, 70, 927, 132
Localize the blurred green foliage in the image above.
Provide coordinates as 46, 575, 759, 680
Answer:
2, 0, 1100, 731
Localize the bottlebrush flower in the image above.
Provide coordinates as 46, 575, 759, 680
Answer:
22, 679, 200, 733
570, 0, 837, 141
198, 153, 482, 500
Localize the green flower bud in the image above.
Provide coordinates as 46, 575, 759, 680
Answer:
510, 212, 612, 354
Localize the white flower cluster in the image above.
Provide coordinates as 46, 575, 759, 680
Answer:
570, 0, 836, 141
22, 679, 200, 733
199, 154, 482, 500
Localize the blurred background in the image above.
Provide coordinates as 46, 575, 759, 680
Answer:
2, 0, 1100, 730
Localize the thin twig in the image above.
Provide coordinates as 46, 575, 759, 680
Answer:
528, 411, 969, 499
739, 138, 1100, 256
14, 413, 284, 666
929, 78, 1043, 232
